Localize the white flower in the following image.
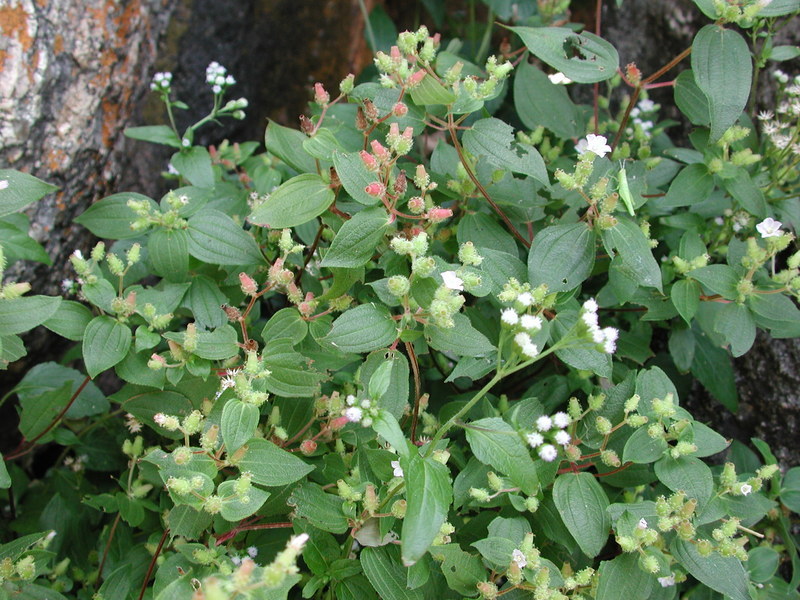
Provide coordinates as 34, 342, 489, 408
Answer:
514, 332, 532, 348
72, 249, 84, 260
552, 412, 570, 429
581, 311, 599, 329
521, 343, 539, 358
212, 85, 222, 94
520, 314, 543, 331
220, 375, 237, 390
583, 298, 599, 313
536, 415, 553, 432
441, 270, 464, 291
538, 444, 558, 462
345, 394, 357, 406
757, 110, 774, 121
576, 134, 612, 158
658, 574, 676, 588
602, 327, 619, 354
61, 278, 75, 292
231, 556, 242, 566
740, 483, 753, 496
0, 180, 8, 190
511, 548, 527, 568
547, 72, 572, 85
247, 546, 258, 558
391, 460, 404, 478
501, 308, 520, 325
288, 533, 309, 551
526, 432, 544, 448
167, 162, 179, 175
153, 413, 167, 425
517, 292, 533, 306
125, 413, 142, 433
637, 99, 655, 112
225, 74, 236, 86
637, 518, 648, 530
554, 430, 571, 446
756, 217, 783, 238
774, 69, 789, 84
344, 407, 363, 423
181, 138, 191, 148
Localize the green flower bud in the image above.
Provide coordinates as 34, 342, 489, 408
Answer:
601, 449, 621, 467
487, 471, 502, 492
617, 536, 638, 552
469, 487, 491, 503
15, 555, 36, 580
595, 416, 612, 435
204, 495, 223, 514
166, 476, 192, 495
568, 397, 583, 420
387, 275, 411, 297
697, 538, 713, 556
627, 414, 648, 428
172, 446, 192, 465
391, 499, 407, 518
182, 410, 204, 435
524, 496, 540, 513
640, 554, 659, 574
588, 394, 606, 411
458, 241, 483, 266
677, 519, 695, 540
91, 242, 106, 262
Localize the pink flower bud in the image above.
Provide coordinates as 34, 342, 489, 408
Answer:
402, 126, 413, 141
151, 354, 167, 367
370, 139, 389, 161
298, 301, 313, 316
330, 416, 349, 430
426, 207, 453, 222
407, 196, 425, 214
365, 182, 386, 197
239, 272, 258, 295
359, 150, 378, 171
408, 70, 426, 86
314, 82, 330, 105
393, 102, 408, 117
390, 45, 402, 60
389, 122, 400, 138
299, 439, 317, 455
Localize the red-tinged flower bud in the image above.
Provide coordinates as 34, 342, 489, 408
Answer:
408, 70, 426, 87
626, 62, 641, 85
365, 182, 386, 197
239, 272, 258, 296
432, 33, 441, 45
393, 102, 408, 117
363, 99, 379, 121
299, 114, 314, 134
389, 122, 400, 138
314, 82, 330, 105
125, 291, 137, 309
393, 170, 407, 195
222, 304, 242, 321
360, 150, 378, 171
407, 196, 425, 214
402, 126, 413, 141
330, 416, 349, 430
426, 207, 453, 222
299, 439, 317, 455
390, 45, 402, 60
370, 140, 389, 161
298, 301, 314, 317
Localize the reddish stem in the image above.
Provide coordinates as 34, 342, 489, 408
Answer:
137, 527, 169, 600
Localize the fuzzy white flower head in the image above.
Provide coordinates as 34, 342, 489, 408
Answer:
345, 394, 357, 405
72, 249, 84, 260
153, 413, 167, 425
552, 412, 570, 429
526, 432, 544, 448
582, 311, 599, 329
577, 134, 612, 158
441, 270, 464, 291
288, 533, 309, 551
637, 99, 656, 112
538, 444, 558, 462
583, 298, 599, 313
514, 332, 532, 348
554, 430, 571, 446
391, 460, 404, 478
516, 292, 533, 306
521, 343, 539, 358
247, 546, 258, 558
536, 415, 553, 432
637, 518, 648, 530
501, 308, 520, 325
520, 314, 543, 331
511, 548, 528, 568
547, 72, 572, 85
658, 574, 676, 588
0, 180, 8, 190
756, 217, 783, 238
343, 406, 363, 423
231, 555, 242, 566
740, 483, 753, 496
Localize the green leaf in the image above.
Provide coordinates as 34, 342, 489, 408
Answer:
115, 348, 166, 388
401, 455, 452, 566
514, 60, 582, 139
691, 422, 730, 457
360, 351, 409, 419
288, 482, 349, 534
748, 547, 779, 583
237, 438, 314, 486
124, 390, 195, 440
265, 120, 318, 173
0, 169, 58, 218
465, 417, 539, 495
249, 173, 335, 229
0, 295, 61, 336
654, 455, 713, 508
713, 302, 756, 357
217, 480, 270, 521
82, 316, 132, 378
15, 362, 108, 420
723, 169, 767, 219
692, 330, 738, 411
171, 146, 214, 188
464, 118, 549, 185
183, 275, 227, 330
17, 381, 73, 440
595, 553, 655, 600
457, 212, 519, 257
552, 312, 613, 379
430, 544, 485, 596
163, 325, 239, 360
425, 313, 495, 358
42, 300, 92, 341
780, 467, 800, 513
674, 69, 711, 126
221, 399, 260, 453
187, 209, 264, 265
321, 207, 391, 268
606, 217, 662, 291
508, 26, 619, 83
671, 538, 750, 600
623, 426, 668, 464
671, 279, 701, 324
770, 44, 800, 61
326, 303, 398, 353
688, 265, 739, 300
0, 453, 10, 489
757, 0, 800, 16
167, 505, 212, 540
262, 340, 325, 397
692, 25, 752, 142
552, 472, 610, 558
661, 163, 714, 208
262, 308, 308, 346
333, 152, 381, 206
528, 223, 596, 292
149, 228, 189, 281
303, 128, 345, 162
361, 546, 424, 600
409, 73, 456, 105
124, 125, 182, 147
75, 192, 155, 239
748, 292, 800, 337
372, 411, 409, 458
0, 219, 51, 264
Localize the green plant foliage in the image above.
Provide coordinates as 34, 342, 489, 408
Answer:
1, 2, 800, 598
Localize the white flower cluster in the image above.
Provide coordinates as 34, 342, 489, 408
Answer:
206, 61, 236, 94
628, 98, 658, 135
502, 304, 544, 359
760, 71, 800, 155
580, 298, 618, 354
342, 394, 377, 427
575, 134, 612, 158
150, 71, 172, 92
526, 411, 571, 462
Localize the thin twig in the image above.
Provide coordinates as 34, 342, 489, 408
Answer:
137, 528, 169, 600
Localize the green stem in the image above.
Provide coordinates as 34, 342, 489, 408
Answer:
358, 0, 377, 52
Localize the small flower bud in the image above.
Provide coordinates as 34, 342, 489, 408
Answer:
239, 272, 258, 296
299, 439, 317, 455
314, 82, 330, 105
